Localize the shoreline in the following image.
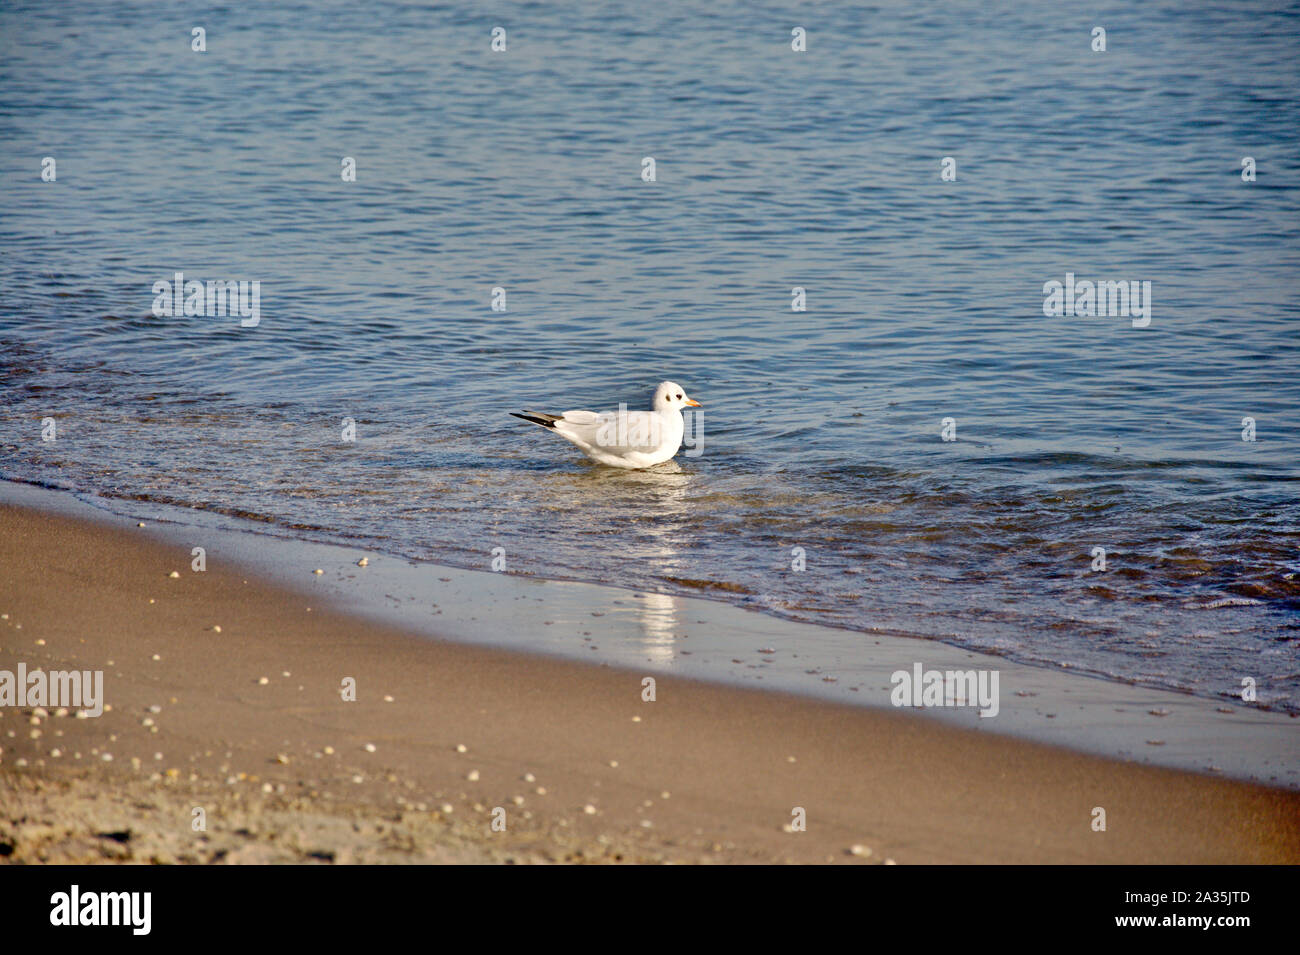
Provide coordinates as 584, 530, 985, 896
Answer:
1, 493, 1299, 863
3, 478, 1297, 789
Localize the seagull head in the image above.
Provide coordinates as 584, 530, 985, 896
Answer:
653, 380, 701, 412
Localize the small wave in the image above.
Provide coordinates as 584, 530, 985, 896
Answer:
1194, 597, 1264, 609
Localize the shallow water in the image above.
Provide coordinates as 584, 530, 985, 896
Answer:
2, 1, 1298, 710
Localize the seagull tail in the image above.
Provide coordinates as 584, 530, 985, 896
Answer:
510, 411, 561, 429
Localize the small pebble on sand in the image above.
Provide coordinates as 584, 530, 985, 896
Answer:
467, 770, 480, 781
455, 744, 468, 753
357, 558, 368, 567
583, 804, 597, 815
258, 676, 269, 685
364, 743, 376, 753
313, 569, 324, 575
168, 571, 179, 578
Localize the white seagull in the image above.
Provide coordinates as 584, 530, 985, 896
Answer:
511, 381, 702, 469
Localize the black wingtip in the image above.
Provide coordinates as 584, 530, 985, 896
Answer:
510, 411, 557, 429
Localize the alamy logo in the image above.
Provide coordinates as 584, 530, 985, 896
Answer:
596, 405, 662, 449
1043, 272, 1151, 328
152, 271, 260, 327
50, 885, 151, 935
0, 663, 104, 716
890, 662, 1000, 717
594, 405, 705, 456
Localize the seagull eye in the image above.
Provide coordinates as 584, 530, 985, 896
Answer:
676, 394, 682, 400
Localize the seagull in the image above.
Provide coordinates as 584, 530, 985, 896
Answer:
511, 381, 702, 469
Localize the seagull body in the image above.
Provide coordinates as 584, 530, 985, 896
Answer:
511, 381, 701, 469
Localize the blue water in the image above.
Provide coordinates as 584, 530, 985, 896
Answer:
2, 1, 1298, 710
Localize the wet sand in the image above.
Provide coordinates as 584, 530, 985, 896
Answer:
1, 502, 1297, 864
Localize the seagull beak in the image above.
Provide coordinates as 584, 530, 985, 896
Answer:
684, 398, 702, 407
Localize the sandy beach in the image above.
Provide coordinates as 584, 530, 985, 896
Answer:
1, 499, 1297, 865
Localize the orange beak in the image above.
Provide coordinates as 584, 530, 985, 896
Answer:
685, 398, 702, 407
